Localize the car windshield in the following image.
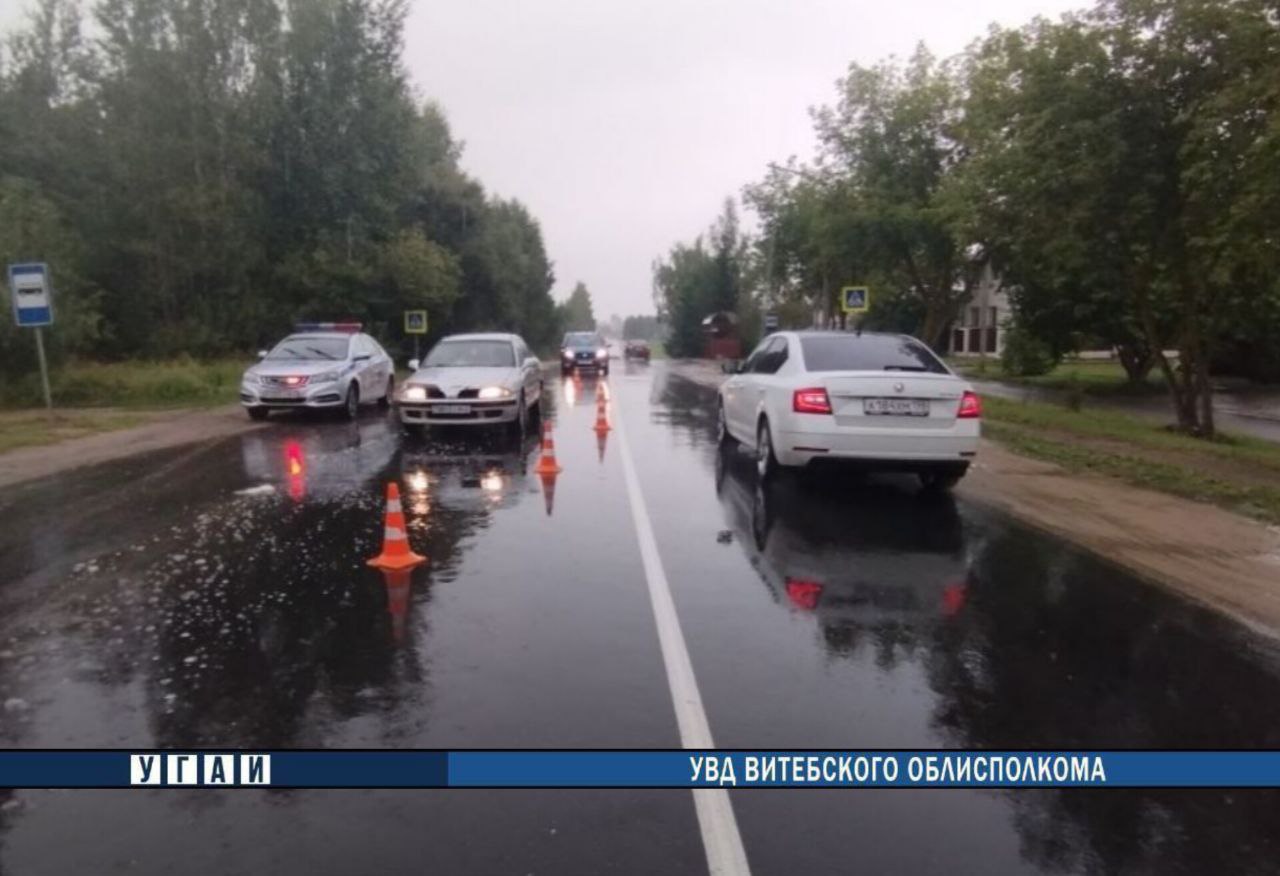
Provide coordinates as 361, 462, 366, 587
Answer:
424, 340, 515, 368
564, 333, 598, 349
799, 335, 948, 373
265, 336, 349, 361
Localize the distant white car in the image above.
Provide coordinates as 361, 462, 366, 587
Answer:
240, 323, 394, 421
717, 331, 980, 488
397, 333, 543, 437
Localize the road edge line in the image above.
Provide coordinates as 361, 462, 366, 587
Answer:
613, 391, 752, 876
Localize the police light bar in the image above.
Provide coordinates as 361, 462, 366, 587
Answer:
294, 321, 362, 333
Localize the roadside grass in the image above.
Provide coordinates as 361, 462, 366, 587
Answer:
950, 358, 1163, 396
983, 396, 1280, 523
0, 358, 245, 410
0, 410, 151, 454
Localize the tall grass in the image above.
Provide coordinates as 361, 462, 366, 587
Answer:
0, 358, 247, 409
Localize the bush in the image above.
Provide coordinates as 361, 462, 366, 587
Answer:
1001, 326, 1059, 377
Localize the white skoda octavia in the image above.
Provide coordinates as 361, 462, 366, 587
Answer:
717, 331, 980, 489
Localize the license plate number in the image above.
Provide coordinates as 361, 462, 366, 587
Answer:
268, 390, 303, 400
864, 398, 929, 416
436, 404, 471, 415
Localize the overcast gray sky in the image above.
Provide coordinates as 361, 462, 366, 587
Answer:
405, 0, 1082, 319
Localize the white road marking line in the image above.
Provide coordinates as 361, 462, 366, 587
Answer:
613, 393, 752, 876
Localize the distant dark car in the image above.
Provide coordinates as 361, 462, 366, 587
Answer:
624, 340, 651, 361
560, 331, 609, 375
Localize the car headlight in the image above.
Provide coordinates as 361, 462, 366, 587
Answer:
478, 386, 514, 400
311, 370, 340, 384
596, 348, 607, 358
243, 371, 260, 385
562, 350, 573, 359
402, 385, 428, 402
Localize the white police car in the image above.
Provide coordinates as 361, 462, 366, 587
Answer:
240, 323, 394, 421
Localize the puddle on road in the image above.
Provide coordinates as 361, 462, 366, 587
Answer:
0, 406, 548, 750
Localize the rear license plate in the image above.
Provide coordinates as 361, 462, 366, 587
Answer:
863, 398, 929, 416
436, 404, 471, 415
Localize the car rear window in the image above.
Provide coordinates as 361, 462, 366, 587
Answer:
798, 335, 948, 373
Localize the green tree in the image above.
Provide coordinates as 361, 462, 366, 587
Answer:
957, 0, 1280, 435
558, 282, 596, 332
652, 199, 752, 357
811, 45, 979, 346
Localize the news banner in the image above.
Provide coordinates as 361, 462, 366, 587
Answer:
0, 751, 1278, 787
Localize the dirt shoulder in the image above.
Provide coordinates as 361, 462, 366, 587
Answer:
667, 359, 1280, 638
0, 405, 264, 489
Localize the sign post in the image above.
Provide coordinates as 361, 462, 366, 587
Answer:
404, 309, 428, 361
8, 263, 54, 410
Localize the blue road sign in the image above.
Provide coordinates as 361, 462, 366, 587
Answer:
9, 263, 53, 327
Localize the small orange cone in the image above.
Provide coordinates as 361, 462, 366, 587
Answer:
593, 394, 611, 434
367, 482, 427, 570
539, 471, 558, 516
534, 419, 563, 475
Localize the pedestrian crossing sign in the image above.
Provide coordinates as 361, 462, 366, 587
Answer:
841, 286, 869, 314
404, 310, 428, 334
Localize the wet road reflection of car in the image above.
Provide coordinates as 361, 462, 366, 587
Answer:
714, 444, 976, 642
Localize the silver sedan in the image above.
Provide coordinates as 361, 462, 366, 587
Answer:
240, 324, 395, 421
396, 333, 543, 436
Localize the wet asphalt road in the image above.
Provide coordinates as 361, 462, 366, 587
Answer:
3, 362, 1280, 873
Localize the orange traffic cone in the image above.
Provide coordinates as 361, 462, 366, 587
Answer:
382, 568, 411, 642
534, 420, 563, 475
367, 482, 427, 570
593, 394, 611, 434
539, 471, 558, 516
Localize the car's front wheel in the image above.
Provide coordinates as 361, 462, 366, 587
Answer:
756, 418, 780, 481
919, 464, 969, 492
342, 385, 359, 420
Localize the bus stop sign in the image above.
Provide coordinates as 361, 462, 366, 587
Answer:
9, 263, 53, 327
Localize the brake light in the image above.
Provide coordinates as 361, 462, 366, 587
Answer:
793, 387, 832, 414
957, 390, 981, 419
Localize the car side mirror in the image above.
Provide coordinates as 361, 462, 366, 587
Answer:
408, 358, 420, 371
257, 350, 267, 360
